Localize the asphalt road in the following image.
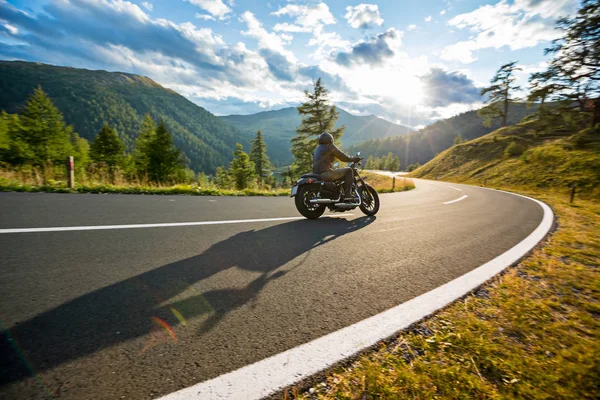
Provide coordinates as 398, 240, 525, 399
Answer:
0, 180, 544, 399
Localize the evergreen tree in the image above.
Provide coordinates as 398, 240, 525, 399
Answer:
90, 123, 125, 172
133, 114, 156, 176
291, 79, 345, 175
146, 120, 184, 183
71, 133, 90, 174
454, 133, 464, 144
249, 130, 272, 185
528, 0, 600, 127
390, 155, 400, 171
230, 143, 255, 190
365, 154, 374, 169
0, 111, 10, 151
478, 62, 522, 127
214, 166, 231, 189
17, 86, 73, 168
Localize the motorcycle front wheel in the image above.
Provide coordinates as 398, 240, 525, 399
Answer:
295, 185, 326, 219
359, 184, 380, 216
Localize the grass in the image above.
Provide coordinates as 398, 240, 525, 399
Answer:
0, 168, 413, 196
361, 172, 415, 193
285, 123, 600, 399
410, 122, 600, 199
291, 187, 599, 400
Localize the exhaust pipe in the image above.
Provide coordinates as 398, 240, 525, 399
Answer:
309, 196, 341, 204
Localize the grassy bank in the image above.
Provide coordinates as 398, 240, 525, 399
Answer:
410, 122, 600, 199
292, 187, 599, 399
361, 172, 415, 193
0, 170, 411, 196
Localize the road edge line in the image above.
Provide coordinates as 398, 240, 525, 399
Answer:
157, 186, 554, 400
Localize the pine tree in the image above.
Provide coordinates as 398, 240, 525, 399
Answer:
249, 130, 271, 185
71, 133, 90, 174
133, 114, 156, 177
454, 133, 464, 144
214, 166, 231, 189
390, 155, 400, 171
17, 86, 73, 169
230, 143, 255, 190
291, 79, 345, 175
528, 0, 600, 127
90, 123, 125, 173
146, 120, 184, 183
0, 112, 9, 151
478, 62, 522, 127
365, 155, 374, 169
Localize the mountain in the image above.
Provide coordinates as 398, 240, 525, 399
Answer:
0, 61, 250, 173
347, 103, 540, 170
410, 119, 600, 197
221, 107, 412, 165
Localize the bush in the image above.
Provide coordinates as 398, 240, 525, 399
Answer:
505, 141, 525, 157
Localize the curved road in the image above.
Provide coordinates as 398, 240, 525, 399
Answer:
0, 180, 544, 399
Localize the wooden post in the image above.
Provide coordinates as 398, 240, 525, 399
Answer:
570, 185, 576, 204
484, 178, 487, 186
392, 176, 396, 192
66, 156, 75, 189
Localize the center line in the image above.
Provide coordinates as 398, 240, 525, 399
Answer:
443, 195, 468, 205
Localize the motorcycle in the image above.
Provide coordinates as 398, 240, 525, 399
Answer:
290, 153, 380, 219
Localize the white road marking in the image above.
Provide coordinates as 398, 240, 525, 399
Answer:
448, 186, 463, 192
0, 215, 356, 234
157, 187, 554, 400
0, 217, 303, 234
443, 194, 469, 205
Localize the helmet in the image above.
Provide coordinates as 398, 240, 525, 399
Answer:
318, 132, 334, 145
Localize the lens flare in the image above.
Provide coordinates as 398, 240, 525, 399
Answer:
170, 307, 187, 326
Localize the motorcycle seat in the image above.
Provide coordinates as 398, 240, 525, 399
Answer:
301, 173, 330, 181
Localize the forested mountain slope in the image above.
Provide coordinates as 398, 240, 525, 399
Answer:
0, 61, 250, 173
221, 106, 412, 165
347, 103, 539, 170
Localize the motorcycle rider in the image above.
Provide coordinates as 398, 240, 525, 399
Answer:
313, 132, 361, 203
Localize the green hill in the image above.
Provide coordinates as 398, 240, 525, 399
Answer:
0, 61, 251, 173
410, 119, 600, 198
347, 103, 539, 170
221, 107, 412, 165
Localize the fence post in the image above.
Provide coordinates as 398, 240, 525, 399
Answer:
484, 178, 487, 186
66, 156, 75, 189
392, 176, 396, 192
570, 185, 576, 204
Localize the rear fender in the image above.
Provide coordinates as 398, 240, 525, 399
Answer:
290, 178, 324, 197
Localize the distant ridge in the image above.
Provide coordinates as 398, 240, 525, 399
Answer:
0, 60, 251, 173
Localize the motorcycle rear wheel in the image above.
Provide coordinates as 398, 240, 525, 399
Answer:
359, 184, 380, 216
295, 185, 326, 219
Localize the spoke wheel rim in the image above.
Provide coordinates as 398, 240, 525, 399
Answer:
361, 188, 375, 211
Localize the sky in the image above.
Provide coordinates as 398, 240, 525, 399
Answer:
0, 0, 580, 128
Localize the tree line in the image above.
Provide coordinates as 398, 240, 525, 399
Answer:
479, 0, 599, 131
0, 86, 276, 190
0, 86, 190, 184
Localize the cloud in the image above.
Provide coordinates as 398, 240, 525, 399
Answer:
440, 0, 578, 63
407, 24, 417, 31
240, 11, 295, 61
185, 0, 231, 20
195, 13, 215, 21
440, 10, 446, 15
272, 2, 335, 33
419, 68, 481, 107
334, 28, 402, 67
425, 16, 432, 22
344, 4, 384, 29
141, 2, 152, 12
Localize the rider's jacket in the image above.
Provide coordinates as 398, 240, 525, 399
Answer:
312, 143, 354, 174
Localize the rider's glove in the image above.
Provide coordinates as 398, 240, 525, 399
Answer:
352, 157, 362, 163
